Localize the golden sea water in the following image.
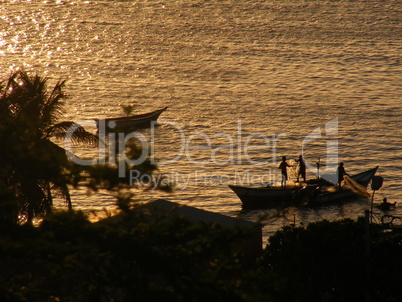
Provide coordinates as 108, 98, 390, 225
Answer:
1, 0, 401, 237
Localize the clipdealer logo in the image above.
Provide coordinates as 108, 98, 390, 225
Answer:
63, 118, 339, 187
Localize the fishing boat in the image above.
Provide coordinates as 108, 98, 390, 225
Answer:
95, 107, 168, 131
229, 166, 379, 210
228, 185, 301, 210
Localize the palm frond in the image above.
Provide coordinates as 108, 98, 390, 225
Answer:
50, 183, 73, 210
42, 79, 67, 127
48, 121, 99, 145
20, 178, 50, 221
0, 72, 22, 117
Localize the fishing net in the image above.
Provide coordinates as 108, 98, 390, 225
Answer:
343, 175, 371, 198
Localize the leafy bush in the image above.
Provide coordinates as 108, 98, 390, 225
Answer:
2, 208, 401, 302
259, 217, 402, 302
0, 206, 268, 302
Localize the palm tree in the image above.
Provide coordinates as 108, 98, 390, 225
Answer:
0, 71, 98, 223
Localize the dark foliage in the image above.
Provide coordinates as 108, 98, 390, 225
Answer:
1, 209, 402, 301
0, 206, 269, 302
259, 217, 402, 302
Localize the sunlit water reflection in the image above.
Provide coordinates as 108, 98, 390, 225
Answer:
1, 1, 401, 240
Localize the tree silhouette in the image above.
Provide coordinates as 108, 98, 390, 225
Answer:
0, 71, 98, 223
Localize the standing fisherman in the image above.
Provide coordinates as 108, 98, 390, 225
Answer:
337, 162, 349, 189
278, 156, 291, 187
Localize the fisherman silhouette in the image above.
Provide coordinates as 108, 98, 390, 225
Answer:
379, 197, 397, 211
295, 155, 306, 183
337, 162, 348, 189
278, 156, 291, 188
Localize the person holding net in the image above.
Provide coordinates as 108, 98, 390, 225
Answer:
295, 155, 306, 183
337, 162, 349, 190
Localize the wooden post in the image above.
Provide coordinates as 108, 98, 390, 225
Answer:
370, 190, 375, 223
364, 210, 371, 302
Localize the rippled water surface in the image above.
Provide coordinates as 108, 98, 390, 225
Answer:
1, 0, 401, 238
